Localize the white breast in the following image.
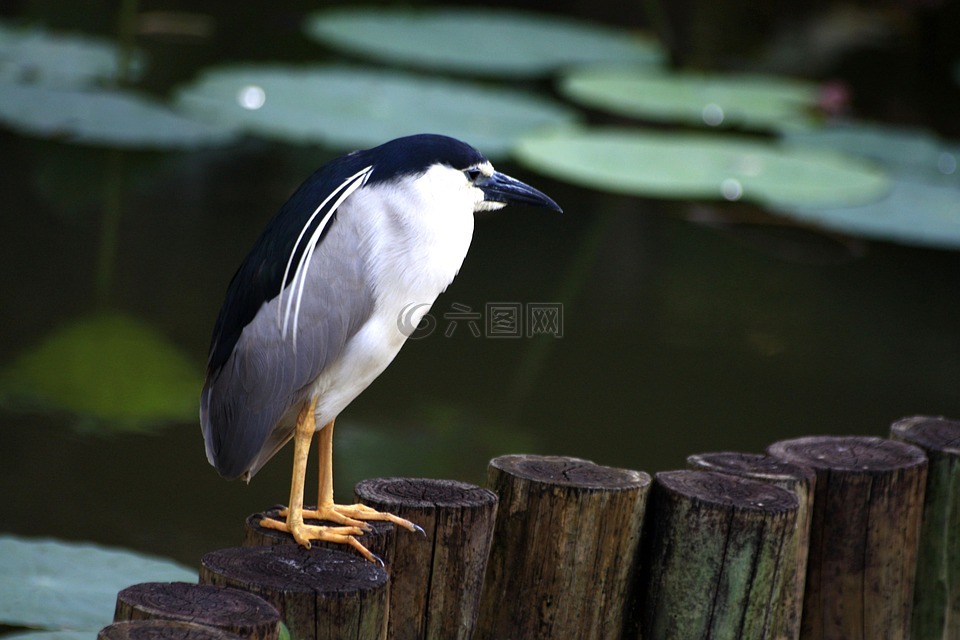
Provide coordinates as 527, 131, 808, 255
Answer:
309, 166, 477, 426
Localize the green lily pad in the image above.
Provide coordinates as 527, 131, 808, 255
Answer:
771, 178, 960, 250
0, 312, 200, 428
0, 82, 236, 148
1, 632, 91, 640
783, 121, 960, 183
304, 8, 663, 78
174, 65, 577, 157
515, 127, 890, 208
0, 21, 143, 86
0, 535, 195, 632
560, 67, 819, 131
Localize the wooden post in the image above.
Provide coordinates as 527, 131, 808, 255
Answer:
98, 620, 244, 640
687, 452, 816, 640
890, 416, 960, 639
768, 435, 928, 640
243, 506, 395, 566
354, 477, 498, 640
476, 454, 650, 640
200, 545, 388, 640
114, 582, 280, 640
640, 470, 799, 639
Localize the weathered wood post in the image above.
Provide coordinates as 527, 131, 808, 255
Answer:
200, 545, 389, 640
98, 620, 244, 640
354, 477, 498, 640
113, 582, 280, 640
890, 416, 960, 639
768, 435, 928, 640
687, 452, 816, 640
639, 470, 799, 639
476, 454, 649, 640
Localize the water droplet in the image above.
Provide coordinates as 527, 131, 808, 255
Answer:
702, 103, 724, 126
720, 178, 743, 201
237, 85, 266, 110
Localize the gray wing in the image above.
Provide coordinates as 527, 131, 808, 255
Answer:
200, 211, 374, 481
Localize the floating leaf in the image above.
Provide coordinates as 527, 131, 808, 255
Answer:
0, 82, 236, 148
515, 127, 890, 208
174, 65, 577, 157
2, 631, 92, 640
560, 67, 819, 131
0, 21, 144, 86
783, 120, 960, 183
771, 178, 960, 250
0, 535, 195, 632
0, 311, 200, 428
304, 8, 663, 78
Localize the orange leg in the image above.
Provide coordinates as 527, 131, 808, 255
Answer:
259, 401, 422, 563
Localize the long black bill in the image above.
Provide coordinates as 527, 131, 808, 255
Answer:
481, 171, 562, 212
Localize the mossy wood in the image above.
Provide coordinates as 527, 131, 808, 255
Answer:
687, 451, 816, 640
890, 416, 960, 640
97, 620, 244, 640
476, 454, 650, 640
113, 581, 280, 640
354, 477, 498, 640
199, 545, 388, 640
768, 435, 928, 640
640, 470, 798, 639
243, 506, 395, 566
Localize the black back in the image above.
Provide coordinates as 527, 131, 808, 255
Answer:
205, 134, 487, 377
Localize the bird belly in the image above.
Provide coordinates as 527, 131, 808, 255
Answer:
308, 311, 408, 428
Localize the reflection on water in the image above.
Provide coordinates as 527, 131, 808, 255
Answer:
1, 3, 959, 569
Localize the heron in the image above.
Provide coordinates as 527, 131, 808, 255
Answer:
200, 134, 561, 561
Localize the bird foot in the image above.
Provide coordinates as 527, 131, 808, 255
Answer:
261, 503, 424, 563
300, 503, 425, 535
259, 515, 382, 562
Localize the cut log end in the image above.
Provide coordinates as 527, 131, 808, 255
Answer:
891, 415, 960, 454
768, 435, 927, 473
488, 453, 648, 490
656, 469, 800, 514
114, 581, 280, 640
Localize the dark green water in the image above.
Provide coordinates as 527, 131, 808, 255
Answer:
2, 2, 959, 568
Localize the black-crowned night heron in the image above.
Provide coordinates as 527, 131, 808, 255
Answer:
201, 134, 561, 562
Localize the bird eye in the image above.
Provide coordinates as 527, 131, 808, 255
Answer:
464, 169, 483, 183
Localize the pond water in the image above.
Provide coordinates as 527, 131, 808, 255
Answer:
1, 3, 959, 569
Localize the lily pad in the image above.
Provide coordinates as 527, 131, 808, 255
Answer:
771, 178, 960, 250
0, 535, 195, 632
304, 8, 663, 78
515, 127, 890, 208
174, 65, 577, 157
560, 67, 819, 131
0, 311, 200, 428
0, 21, 143, 86
0, 82, 236, 148
782, 121, 960, 184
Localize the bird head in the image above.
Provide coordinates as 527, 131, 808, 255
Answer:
364, 134, 562, 215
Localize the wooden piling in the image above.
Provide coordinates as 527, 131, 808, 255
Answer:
98, 620, 244, 640
476, 454, 649, 640
354, 477, 498, 640
687, 452, 816, 640
114, 582, 280, 640
200, 545, 388, 640
243, 506, 395, 566
890, 416, 960, 639
640, 469, 799, 639
768, 435, 928, 640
